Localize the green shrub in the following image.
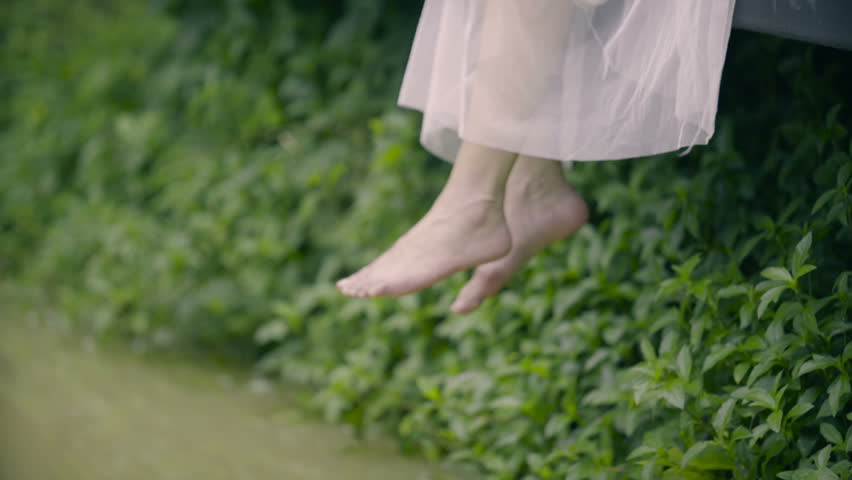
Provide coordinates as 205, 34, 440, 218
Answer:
1, 1, 851, 478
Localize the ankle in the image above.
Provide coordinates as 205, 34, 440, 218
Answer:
433, 196, 505, 228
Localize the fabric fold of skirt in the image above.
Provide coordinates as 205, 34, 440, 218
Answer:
398, 0, 737, 163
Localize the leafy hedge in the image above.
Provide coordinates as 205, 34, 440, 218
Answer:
2, 1, 851, 479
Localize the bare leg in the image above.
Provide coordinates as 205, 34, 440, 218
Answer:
451, 155, 587, 314
337, 142, 516, 298
338, 1, 579, 299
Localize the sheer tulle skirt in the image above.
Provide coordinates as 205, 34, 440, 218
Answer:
398, 0, 736, 163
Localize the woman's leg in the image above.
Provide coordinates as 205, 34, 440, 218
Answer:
338, 0, 579, 299
337, 141, 516, 298
451, 154, 587, 314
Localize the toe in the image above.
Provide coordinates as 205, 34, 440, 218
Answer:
337, 275, 358, 291
348, 282, 365, 298
451, 277, 488, 315
478, 264, 510, 292
339, 284, 357, 297
365, 282, 388, 298
451, 264, 511, 313
450, 296, 481, 315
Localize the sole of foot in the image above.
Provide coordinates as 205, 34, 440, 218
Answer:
337, 199, 512, 298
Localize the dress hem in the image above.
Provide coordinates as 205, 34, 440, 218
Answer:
398, 101, 712, 164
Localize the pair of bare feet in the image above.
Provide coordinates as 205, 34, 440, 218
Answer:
337, 142, 588, 314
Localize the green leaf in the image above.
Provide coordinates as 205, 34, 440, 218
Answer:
687, 446, 735, 471
741, 336, 767, 350
846, 425, 852, 452
745, 390, 777, 410
836, 272, 851, 295
821, 423, 844, 444
795, 231, 814, 255
253, 320, 288, 344
815, 445, 832, 470
416, 377, 441, 402
731, 426, 751, 442
674, 254, 702, 280
657, 278, 682, 299
827, 376, 851, 417
765, 318, 786, 344
839, 161, 852, 187
639, 337, 656, 361
774, 301, 803, 325
676, 345, 692, 380
811, 188, 837, 214
641, 460, 658, 480
733, 363, 749, 384
739, 304, 753, 329
713, 399, 736, 433
826, 103, 843, 126
718, 284, 749, 298
758, 285, 786, 318
800, 308, 821, 336
663, 385, 686, 410
797, 355, 837, 377
787, 402, 814, 421
796, 264, 817, 278
491, 396, 523, 409
793, 232, 813, 271
680, 441, 713, 469
734, 234, 764, 265
818, 398, 835, 418
691, 313, 708, 346
815, 467, 839, 480
828, 201, 848, 226
746, 359, 776, 387
702, 345, 737, 373
756, 279, 786, 293
767, 410, 783, 432
761, 267, 793, 282
627, 445, 656, 460
749, 423, 771, 446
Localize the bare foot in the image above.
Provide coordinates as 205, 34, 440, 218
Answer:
337, 142, 517, 298
337, 198, 511, 297
450, 157, 588, 314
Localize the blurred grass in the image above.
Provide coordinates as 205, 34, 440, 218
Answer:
0, 292, 467, 480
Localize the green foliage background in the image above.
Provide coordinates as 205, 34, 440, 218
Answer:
2, 1, 851, 478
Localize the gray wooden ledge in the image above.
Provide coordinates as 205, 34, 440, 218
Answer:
733, 0, 852, 50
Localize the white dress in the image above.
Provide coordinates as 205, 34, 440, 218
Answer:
398, 0, 737, 163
